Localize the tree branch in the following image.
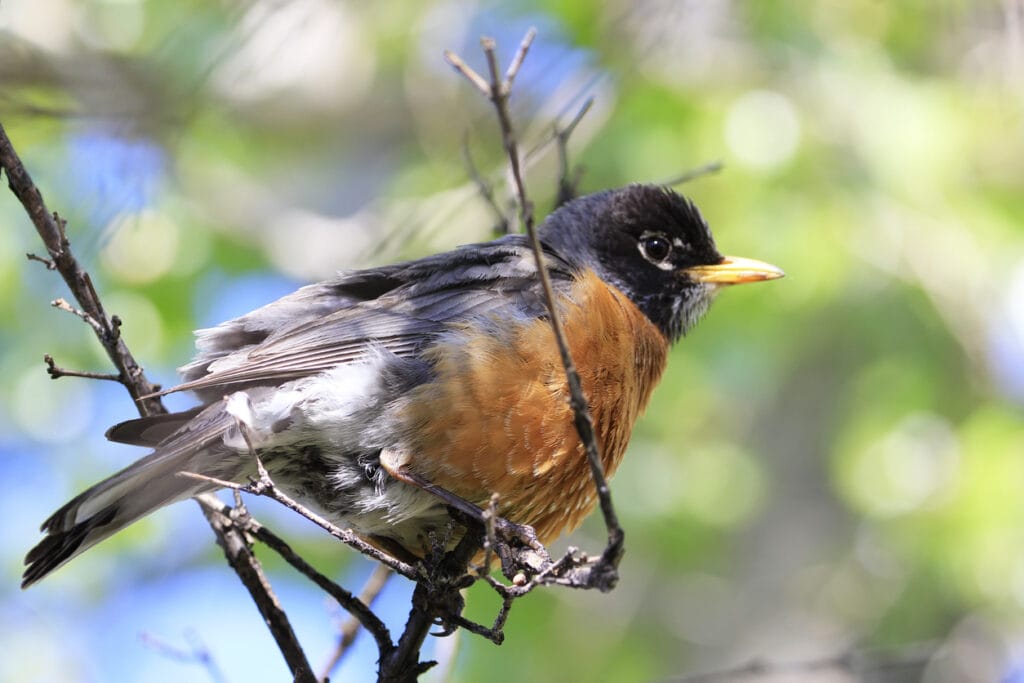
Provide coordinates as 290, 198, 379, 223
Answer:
0, 121, 317, 682
446, 29, 625, 590
553, 97, 594, 209
320, 564, 394, 682
662, 160, 724, 187
378, 527, 482, 683
0, 123, 165, 415
43, 353, 123, 382
140, 629, 228, 683
178, 465, 418, 581
198, 499, 317, 683
461, 133, 511, 236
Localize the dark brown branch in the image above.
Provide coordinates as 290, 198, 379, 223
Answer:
464, 93, 594, 227
251, 523, 394, 659
447, 30, 625, 587
198, 499, 316, 683
0, 121, 317, 681
320, 564, 394, 682
44, 354, 123, 382
190, 433, 397, 661
0, 123, 165, 416
196, 498, 394, 660
379, 528, 482, 683
179, 466, 418, 581
26, 252, 56, 269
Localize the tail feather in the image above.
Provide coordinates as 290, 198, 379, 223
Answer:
21, 452, 215, 588
23, 405, 236, 588
105, 408, 204, 447
23, 506, 119, 588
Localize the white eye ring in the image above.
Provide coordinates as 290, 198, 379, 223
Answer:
639, 232, 674, 270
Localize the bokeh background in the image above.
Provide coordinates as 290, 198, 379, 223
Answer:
2, 1, 1023, 681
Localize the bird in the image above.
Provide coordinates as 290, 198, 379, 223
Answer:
22, 184, 783, 588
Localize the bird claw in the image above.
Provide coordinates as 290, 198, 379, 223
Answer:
493, 517, 542, 553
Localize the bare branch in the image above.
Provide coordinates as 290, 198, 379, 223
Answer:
451, 29, 625, 580
379, 528, 482, 683
177, 471, 242, 489
477, 493, 501, 575
442, 51, 490, 96
554, 97, 594, 209
461, 134, 511, 235
662, 160, 724, 187
44, 354, 123, 382
140, 630, 228, 683
26, 252, 55, 269
50, 297, 105, 336
503, 28, 537, 88
240, 510, 393, 658
179, 466, 418, 580
320, 564, 394, 682
0, 122, 165, 414
197, 498, 317, 683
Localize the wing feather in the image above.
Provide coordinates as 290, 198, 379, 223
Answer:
165, 237, 573, 400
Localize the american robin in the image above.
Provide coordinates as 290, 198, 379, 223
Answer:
22, 184, 782, 587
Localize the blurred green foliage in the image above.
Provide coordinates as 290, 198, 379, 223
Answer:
1, 1, 1023, 682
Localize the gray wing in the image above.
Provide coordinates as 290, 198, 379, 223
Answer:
168, 235, 571, 401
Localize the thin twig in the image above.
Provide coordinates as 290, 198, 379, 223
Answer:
26, 252, 56, 269
320, 564, 395, 682
477, 493, 500, 575
244, 514, 393, 658
503, 28, 537, 87
50, 297, 105, 336
553, 97, 594, 209
178, 468, 418, 579
140, 630, 229, 683
448, 30, 624, 583
662, 160, 724, 187
461, 133, 511, 235
442, 50, 490, 96
43, 354, 123, 382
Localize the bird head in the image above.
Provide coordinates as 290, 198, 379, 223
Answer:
540, 184, 784, 342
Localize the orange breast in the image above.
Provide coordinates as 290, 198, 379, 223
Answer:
400, 270, 669, 545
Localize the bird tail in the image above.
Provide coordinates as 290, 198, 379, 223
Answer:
22, 407, 234, 588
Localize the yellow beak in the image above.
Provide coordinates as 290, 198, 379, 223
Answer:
683, 256, 785, 285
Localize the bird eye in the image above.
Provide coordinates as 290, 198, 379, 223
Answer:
639, 233, 672, 264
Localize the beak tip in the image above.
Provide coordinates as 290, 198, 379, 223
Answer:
685, 256, 786, 285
